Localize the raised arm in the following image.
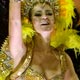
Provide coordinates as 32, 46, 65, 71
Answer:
9, 0, 26, 68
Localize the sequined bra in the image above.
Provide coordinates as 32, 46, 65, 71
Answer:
0, 38, 67, 80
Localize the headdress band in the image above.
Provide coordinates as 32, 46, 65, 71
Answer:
21, 0, 59, 19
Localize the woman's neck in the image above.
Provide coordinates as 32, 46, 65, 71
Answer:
33, 33, 51, 52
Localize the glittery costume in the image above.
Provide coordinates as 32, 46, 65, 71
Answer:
0, 38, 67, 80
0, 0, 80, 80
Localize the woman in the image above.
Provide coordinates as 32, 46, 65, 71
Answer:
0, 0, 79, 80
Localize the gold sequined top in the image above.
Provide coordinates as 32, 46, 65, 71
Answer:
0, 38, 67, 80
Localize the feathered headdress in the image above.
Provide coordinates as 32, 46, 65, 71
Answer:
21, 0, 80, 54
1, 0, 80, 56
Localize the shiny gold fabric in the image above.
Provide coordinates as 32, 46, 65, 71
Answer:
0, 38, 66, 80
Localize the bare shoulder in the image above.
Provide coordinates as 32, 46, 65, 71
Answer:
64, 52, 79, 80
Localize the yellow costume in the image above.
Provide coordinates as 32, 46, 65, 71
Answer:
0, 38, 67, 80
0, 0, 80, 80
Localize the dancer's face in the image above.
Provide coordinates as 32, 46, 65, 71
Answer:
31, 3, 54, 34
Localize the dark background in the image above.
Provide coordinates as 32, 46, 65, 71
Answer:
0, 0, 8, 47
0, 0, 80, 79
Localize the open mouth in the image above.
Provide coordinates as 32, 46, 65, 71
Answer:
41, 22, 49, 25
